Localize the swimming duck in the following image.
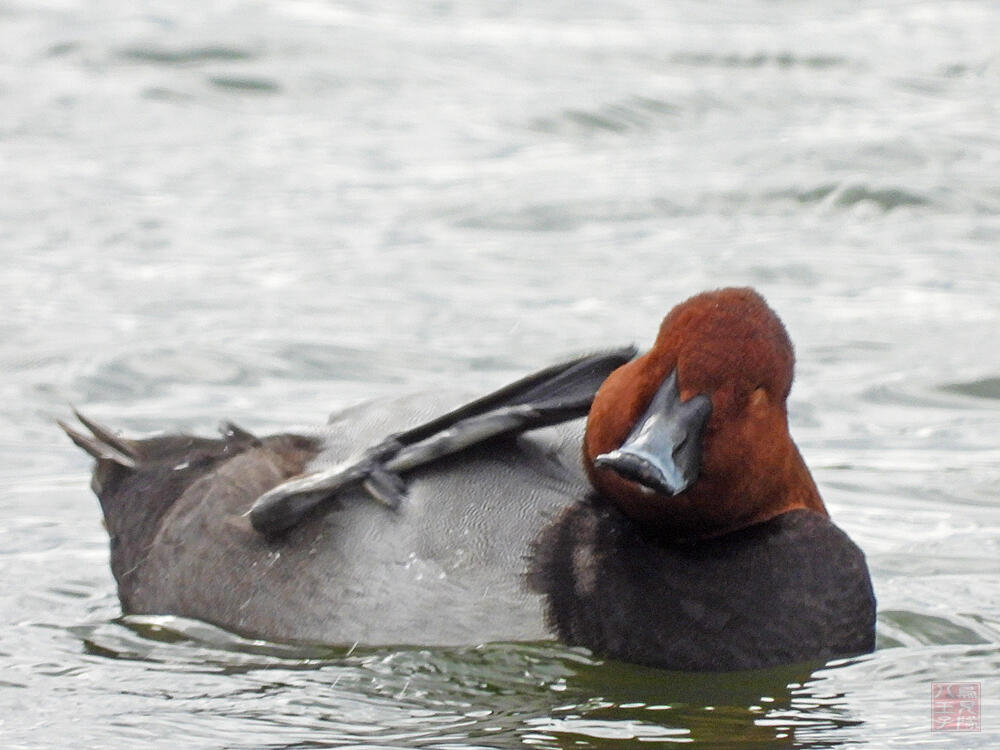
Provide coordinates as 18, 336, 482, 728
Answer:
62, 288, 876, 671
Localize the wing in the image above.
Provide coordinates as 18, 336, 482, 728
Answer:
248, 346, 636, 535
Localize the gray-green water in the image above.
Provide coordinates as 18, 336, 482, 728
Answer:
3, 0, 999, 746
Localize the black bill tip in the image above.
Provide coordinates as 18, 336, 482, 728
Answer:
594, 449, 688, 496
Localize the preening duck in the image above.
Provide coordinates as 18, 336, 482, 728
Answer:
62, 288, 875, 671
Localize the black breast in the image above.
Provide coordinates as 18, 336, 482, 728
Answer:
527, 503, 876, 671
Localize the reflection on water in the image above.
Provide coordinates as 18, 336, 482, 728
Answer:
63, 614, 997, 748
71, 616, 872, 748
2, 0, 1000, 747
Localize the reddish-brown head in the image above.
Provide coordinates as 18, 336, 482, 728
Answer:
584, 288, 826, 540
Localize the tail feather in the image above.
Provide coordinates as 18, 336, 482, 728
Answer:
58, 416, 138, 469
70, 409, 140, 462
60, 410, 318, 609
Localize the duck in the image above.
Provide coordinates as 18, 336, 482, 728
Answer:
61, 288, 876, 671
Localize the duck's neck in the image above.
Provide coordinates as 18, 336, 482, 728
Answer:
696, 433, 828, 541
778, 441, 827, 517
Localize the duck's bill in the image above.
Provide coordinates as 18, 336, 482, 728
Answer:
248, 346, 638, 535
594, 369, 711, 496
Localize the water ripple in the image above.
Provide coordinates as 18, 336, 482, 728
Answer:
770, 182, 933, 211
208, 76, 282, 94
118, 46, 257, 65
672, 51, 851, 70
940, 376, 1000, 400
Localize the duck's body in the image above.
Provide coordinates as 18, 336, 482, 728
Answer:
114, 393, 587, 646
531, 505, 873, 671
65, 288, 876, 670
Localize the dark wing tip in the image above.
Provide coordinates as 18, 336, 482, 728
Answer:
219, 420, 262, 448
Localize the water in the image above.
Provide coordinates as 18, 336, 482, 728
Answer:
3, 0, 1000, 746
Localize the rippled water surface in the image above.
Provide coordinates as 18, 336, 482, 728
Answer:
3, 0, 1000, 747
